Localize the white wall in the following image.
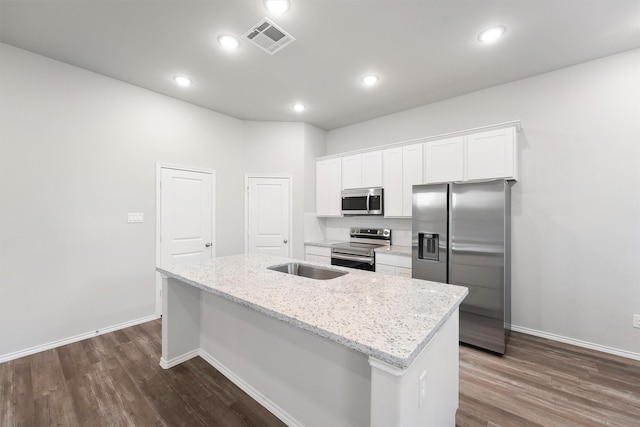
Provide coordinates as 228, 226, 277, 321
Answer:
0, 44, 245, 358
326, 49, 640, 356
243, 121, 326, 260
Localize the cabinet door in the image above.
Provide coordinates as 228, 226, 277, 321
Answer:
402, 143, 424, 217
341, 155, 362, 189
465, 128, 516, 181
376, 263, 396, 275
396, 267, 412, 278
316, 158, 342, 216
361, 150, 382, 187
382, 147, 403, 217
424, 136, 464, 183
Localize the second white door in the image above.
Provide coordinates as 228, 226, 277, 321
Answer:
246, 177, 291, 257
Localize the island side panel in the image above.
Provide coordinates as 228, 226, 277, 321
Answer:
198, 290, 372, 427
160, 276, 201, 368
369, 309, 459, 427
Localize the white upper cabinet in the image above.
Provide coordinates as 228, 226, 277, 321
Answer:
362, 151, 383, 187
465, 127, 517, 181
319, 124, 518, 218
382, 147, 403, 217
402, 143, 423, 216
383, 144, 423, 217
424, 127, 518, 183
424, 136, 464, 183
341, 154, 362, 189
342, 151, 382, 189
316, 158, 342, 216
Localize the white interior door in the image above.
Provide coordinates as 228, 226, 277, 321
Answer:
160, 168, 214, 266
246, 177, 291, 257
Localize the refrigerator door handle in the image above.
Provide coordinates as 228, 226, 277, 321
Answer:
448, 184, 453, 284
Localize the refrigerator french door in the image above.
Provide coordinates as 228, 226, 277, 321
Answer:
412, 180, 511, 354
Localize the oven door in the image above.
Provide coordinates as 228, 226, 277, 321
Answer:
331, 253, 375, 271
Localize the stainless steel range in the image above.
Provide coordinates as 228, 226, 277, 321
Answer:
331, 227, 391, 271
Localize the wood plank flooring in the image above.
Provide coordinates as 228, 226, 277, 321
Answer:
1, 320, 639, 426
457, 333, 640, 426
0, 320, 285, 427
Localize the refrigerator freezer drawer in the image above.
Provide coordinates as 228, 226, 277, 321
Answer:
460, 311, 508, 354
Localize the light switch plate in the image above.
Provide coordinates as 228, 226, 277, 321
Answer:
128, 212, 144, 223
633, 314, 640, 329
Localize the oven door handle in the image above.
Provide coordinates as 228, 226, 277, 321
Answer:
331, 253, 375, 265
366, 193, 371, 213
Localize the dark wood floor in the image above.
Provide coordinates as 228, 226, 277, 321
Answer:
1, 320, 639, 426
0, 320, 285, 427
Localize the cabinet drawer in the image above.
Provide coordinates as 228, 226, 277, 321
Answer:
306, 254, 331, 265
376, 253, 411, 269
305, 245, 331, 257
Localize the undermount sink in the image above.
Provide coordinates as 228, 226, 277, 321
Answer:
267, 263, 348, 280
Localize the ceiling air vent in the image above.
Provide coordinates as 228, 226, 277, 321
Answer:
243, 18, 295, 55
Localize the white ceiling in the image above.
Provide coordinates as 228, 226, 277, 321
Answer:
1, 0, 639, 130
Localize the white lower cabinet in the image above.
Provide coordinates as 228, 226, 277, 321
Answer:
305, 245, 331, 265
375, 253, 411, 277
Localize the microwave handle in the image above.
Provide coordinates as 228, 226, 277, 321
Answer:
366, 193, 370, 213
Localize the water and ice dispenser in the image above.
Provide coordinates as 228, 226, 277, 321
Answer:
418, 232, 439, 261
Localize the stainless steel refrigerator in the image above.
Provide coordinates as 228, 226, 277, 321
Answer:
412, 180, 511, 354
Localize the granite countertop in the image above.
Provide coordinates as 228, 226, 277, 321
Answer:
375, 245, 412, 256
157, 253, 467, 369
304, 240, 345, 248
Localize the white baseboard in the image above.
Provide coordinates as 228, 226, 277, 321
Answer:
198, 349, 303, 427
159, 349, 200, 369
511, 325, 640, 362
0, 314, 160, 364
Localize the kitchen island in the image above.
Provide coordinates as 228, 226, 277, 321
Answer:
157, 254, 467, 427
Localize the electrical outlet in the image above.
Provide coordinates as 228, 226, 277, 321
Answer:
633, 314, 640, 329
418, 370, 427, 408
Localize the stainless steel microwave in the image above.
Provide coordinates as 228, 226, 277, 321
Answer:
341, 187, 384, 215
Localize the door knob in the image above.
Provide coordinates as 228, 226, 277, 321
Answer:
205, 243, 212, 247
283, 240, 288, 244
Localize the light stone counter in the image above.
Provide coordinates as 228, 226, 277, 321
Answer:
157, 253, 466, 369
375, 244, 412, 257
304, 239, 345, 248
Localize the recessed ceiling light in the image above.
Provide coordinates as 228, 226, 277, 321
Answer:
218, 34, 240, 50
173, 75, 193, 87
264, 0, 290, 15
361, 74, 379, 86
478, 26, 506, 43
292, 103, 305, 112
